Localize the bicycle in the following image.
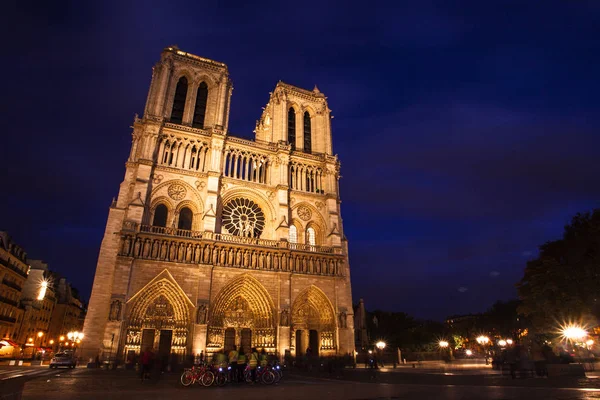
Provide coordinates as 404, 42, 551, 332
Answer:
180, 364, 214, 387
244, 365, 275, 384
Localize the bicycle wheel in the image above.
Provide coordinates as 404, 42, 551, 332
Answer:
180, 370, 194, 387
215, 372, 227, 386
273, 369, 282, 383
201, 370, 215, 387
261, 370, 275, 385
244, 370, 252, 383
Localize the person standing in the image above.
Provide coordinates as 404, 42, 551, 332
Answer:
140, 347, 154, 382
248, 347, 259, 383
237, 347, 247, 383
228, 345, 239, 383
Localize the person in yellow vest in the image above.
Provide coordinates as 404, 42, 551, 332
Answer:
228, 345, 239, 383
259, 348, 268, 368
237, 347, 247, 383
248, 347, 259, 383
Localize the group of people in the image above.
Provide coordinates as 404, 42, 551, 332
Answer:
212, 345, 268, 383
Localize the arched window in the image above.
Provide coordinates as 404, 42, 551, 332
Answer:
303, 111, 312, 153
170, 77, 188, 124
289, 225, 297, 244
288, 108, 296, 151
178, 207, 193, 230
152, 204, 168, 227
192, 82, 208, 128
306, 227, 316, 246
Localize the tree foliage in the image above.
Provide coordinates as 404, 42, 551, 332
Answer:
517, 210, 600, 332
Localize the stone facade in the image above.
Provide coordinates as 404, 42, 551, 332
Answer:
82, 46, 354, 362
0, 232, 28, 341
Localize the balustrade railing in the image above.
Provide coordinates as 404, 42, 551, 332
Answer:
0, 295, 18, 307
0, 259, 28, 279
118, 225, 344, 276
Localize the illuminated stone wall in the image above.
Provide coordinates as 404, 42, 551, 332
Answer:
82, 47, 355, 361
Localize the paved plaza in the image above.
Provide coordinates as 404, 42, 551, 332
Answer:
4, 366, 600, 400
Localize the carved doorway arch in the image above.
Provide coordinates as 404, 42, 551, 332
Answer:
124, 272, 192, 358
207, 274, 276, 352
291, 285, 336, 356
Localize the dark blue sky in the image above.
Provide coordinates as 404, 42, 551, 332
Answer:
3, 1, 600, 320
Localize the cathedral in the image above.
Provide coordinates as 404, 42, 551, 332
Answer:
82, 47, 354, 362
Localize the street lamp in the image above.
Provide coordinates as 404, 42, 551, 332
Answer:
498, 340, 507, 347
438, 341, 449, 348
561, 325, 587, 342
376, 341, 386, 351
476, 336, 491, 365
506, 339, 513, 345
67, 331, 84, 361
465, 349, 473, 356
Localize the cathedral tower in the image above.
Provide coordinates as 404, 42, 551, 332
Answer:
82, 47, 353, 362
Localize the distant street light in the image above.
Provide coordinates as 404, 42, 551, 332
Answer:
476, 336, 490, 345
498, 340, 507, 347
562, 325, 587, 342
506, 339, 513, 345
376, 341, 386, 350
465, 349, 473, 356
439, 341, 449, 348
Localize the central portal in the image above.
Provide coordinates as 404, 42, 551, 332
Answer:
206, 274, 276, 353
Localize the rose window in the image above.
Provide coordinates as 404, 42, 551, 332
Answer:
222, 198, 265, 238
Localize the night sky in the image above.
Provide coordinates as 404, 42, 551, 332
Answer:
3, 1, 600, 321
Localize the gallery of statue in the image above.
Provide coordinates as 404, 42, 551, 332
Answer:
82, 47, 354, 362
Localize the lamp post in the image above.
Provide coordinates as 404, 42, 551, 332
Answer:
36, 331, 44, 360
476, 336, 490, 365
67, 331, 84, 362
438, 340, 452, 362
375, 341, 386, 368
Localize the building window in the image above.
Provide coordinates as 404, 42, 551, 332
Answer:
288, 108, 296, 151
178, 207, 193, 230
192, 82, 208, 128
289, 225, 297, 244
170, 77, 188, 124
303, 111, 311, 153
307, 227, 316, 246
152, 204, 168, 227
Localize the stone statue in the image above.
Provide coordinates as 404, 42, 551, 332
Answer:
196, 304, 207, 324
259, 252, 264, 269
186, 244, 193, 262
243, 251, 249, 267
123, 236, 131, 255
133, 238, 141, 256
236, 249, 242, 266
280, 309, 289, 326
339, 311, 347, 328
109, 300, 121, 321
219, 248, 226, 265
160, 241, 167, 259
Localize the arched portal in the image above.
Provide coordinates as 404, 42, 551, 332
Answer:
207, 274, 276, 353
123, 271, 193, 361
291, 285, 336, 357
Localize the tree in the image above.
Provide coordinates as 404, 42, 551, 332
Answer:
517, 210, 600, 333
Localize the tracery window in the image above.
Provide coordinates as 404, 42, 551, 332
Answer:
153, 204, 168, 227
307, 227, 316, 246
170, 77, 188, 124
289, 225, 297, 244
178, 207, 193, 230
288, 108, 296, 151
303, 111, 311, 153
222, 198, 265, 238
192, 82, 208, 128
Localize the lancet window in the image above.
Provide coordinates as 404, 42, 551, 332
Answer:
289, 225, 297, 243
178, 207, 193, 230
170, 77, 188, 124
306, 227, 316, 246
158, 138, 210, 172
153, 204, 168, 227
289, 162, 324, 193
192, 82, 208, 128
222, 148, 270, 184
303, 111, 311, 153
288, 108, 296, 151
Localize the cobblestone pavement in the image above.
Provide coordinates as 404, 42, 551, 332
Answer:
17, 368, 600, 400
